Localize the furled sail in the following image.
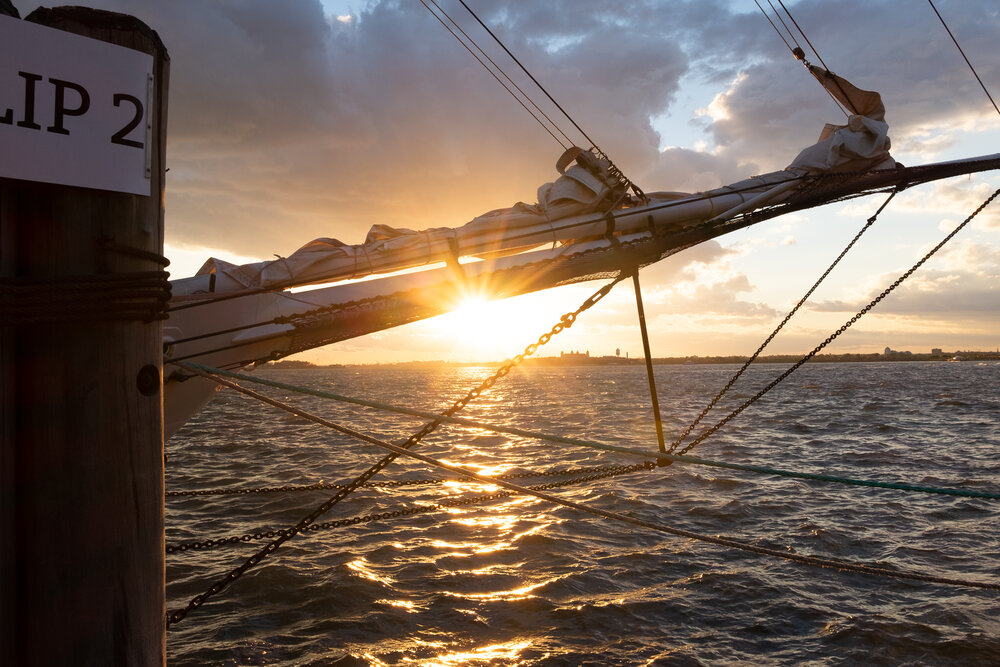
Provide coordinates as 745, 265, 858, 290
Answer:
787, 66, 894, 173
178, 147, 629, 295
174, 67, 897, 301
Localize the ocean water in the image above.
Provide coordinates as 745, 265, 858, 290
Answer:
165, 361, 1000, 665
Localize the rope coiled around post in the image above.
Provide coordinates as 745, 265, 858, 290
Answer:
0, 270, 171, 324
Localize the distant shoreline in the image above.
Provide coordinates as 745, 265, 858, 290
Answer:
269, 351, 1000, 370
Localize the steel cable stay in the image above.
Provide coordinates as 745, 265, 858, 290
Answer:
774, 0, 830, 72
754, 0, 796, 55
417, 0, 643, 197
166, 463, 653, 497
674, 186, 1000, 457
417, 0, 572, 148
755, 0, 850, 117
927, 0, 1000, 118
668, 187, 900, 454
170, 365, 1000, 594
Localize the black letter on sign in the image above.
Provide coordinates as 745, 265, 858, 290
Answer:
0, 74, 13, 124
111, 93, 144, 149
16, 72, 42, 129
47, 78, 90, 135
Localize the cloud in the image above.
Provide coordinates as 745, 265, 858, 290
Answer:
43, 0, 707, 257
14, 0, 1000, 361
809, 264, 1000, 318
26, 0, 1000, 260
694, 0, 1000, 165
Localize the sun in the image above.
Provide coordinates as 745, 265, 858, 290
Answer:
427, 289, 568, 360
432, 295, 510, 356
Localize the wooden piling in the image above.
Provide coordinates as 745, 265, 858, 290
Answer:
0, 7, 169, 665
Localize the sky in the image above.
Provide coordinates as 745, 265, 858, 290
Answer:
15, 0, 1000, 363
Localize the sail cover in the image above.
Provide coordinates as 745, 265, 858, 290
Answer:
788, 66, 893, 172
189, 147, 628, 293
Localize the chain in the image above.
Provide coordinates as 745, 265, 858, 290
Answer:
165, 275, 625, 628
167, 463, 654, 554
166, 463, 642, 497
675, 187, 1000, 456
668, 188, 899, 453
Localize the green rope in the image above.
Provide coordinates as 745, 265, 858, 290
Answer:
182, 363, 1000, 501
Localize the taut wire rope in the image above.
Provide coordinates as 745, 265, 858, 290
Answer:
776, 0, 830, 71
927, 0, 1000, 118
452, 0, 642, 196
417, 0, 571, 147
755, 0, 849, 117
167, 464, 655, 554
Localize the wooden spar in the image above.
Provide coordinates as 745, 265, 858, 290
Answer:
0, 7, 169, 665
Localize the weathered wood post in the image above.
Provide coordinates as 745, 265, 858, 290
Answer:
0, 6, 169, 665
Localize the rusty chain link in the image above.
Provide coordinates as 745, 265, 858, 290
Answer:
674, 187, 1000, 456
166, 274, 626, 628
166, 463, 645, 497
166, 462, 655, 554
668, 188, 900, 453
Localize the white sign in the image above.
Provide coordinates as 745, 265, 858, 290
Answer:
0, 14, 154, 196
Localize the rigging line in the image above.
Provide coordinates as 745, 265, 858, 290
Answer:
166, 464, 647, 497
771, 0, 851, 117
776, 0, 830, 71
171, 368, 1000, 592
182, 363, 1000, 501
420, 0, 575, 147
668, 188, 900, 454
754, 0, 795, 54
417, 0, 568, 147
763, 0, 801, 53
676, 186, 1000, 457
455, 0, 600, 152
927, 0, 1000, 118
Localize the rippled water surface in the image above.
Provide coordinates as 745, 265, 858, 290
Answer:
166, 361, 1000, 665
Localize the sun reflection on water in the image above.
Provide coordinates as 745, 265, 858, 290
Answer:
416, 639, 536, 666
346, 557, 395, 586
446, 577, 560, 602
362, 638, 538, 666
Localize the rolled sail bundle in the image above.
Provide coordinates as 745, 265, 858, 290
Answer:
174, 147, 633, 296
